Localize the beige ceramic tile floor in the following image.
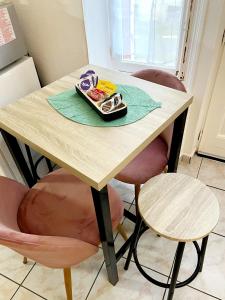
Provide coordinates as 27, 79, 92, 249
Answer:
0, 155, 225, 299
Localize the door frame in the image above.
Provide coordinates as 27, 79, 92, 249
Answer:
197, 42, 225, 159
180, 0, 225, 157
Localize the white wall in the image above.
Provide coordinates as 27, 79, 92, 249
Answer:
83, 0, 112, 69
12, 0, 88, 85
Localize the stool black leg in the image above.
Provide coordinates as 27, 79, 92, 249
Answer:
167, 242, 185, 300
124, 214, 142, 271
199, 236, 209, 272
45, 157, 53, 172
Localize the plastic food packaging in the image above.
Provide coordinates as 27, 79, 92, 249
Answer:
97, 80, 117, 96
100, 93, 122, 112
87, 88, 108, 101
75, 70, 127, 121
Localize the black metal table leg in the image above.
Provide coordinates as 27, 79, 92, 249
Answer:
168, 109, 188, 173
91, 186, 118, 285
167, 242, 185, 300
1, 130, 35, 187
199, 235, 209, 272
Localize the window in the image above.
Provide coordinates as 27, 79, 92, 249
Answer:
82, 0, 193, 76
109, 0, 190, 73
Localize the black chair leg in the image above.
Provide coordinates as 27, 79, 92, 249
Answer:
25, 144, 53, 178
25, 144, 38, 181
167, 242, 185, 300
124, 214, 142, 271
199, 235, 209, 272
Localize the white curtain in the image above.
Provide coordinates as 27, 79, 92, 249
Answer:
110, 0, 185, 69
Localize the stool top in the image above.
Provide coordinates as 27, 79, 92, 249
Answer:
138, 173, 220, 242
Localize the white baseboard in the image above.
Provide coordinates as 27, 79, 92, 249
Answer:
180, 150, 196, 162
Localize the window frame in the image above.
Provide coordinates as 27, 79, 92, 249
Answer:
108, 0, 193, 75
82, 0, 202, 82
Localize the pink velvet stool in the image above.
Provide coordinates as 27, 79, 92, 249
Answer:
115, 69, 186, 203
0, 168, 125, 300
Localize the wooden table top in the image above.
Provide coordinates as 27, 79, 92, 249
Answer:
0, 65, 193, 190
139, 173, 220, 242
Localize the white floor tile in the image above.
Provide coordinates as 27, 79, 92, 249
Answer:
0, 246, 35, 284
0, 275, 18, 300
198, 158, 225, 190
13, 287, 43, 300
176, 233, 225, 299
164, 286, 217, 300
23, 251, 103, 300
88, 258, 165, 300
178, 156, 202, 178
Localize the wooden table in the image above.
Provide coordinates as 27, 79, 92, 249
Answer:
0, 65, 193, 285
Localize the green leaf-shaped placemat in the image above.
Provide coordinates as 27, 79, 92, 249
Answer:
48, 84, 161, 127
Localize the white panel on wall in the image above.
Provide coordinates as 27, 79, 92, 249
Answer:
0, 138, 24, 183
0, 56, 40, 107
12, 0, 88, 85
0, 56, 41, 183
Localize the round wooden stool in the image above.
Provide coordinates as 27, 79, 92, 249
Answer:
124, 173, 219, 300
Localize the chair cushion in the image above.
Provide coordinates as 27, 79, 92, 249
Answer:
17, 168, 124, 246
115, 136, 168, 184
133, 69, 186, 92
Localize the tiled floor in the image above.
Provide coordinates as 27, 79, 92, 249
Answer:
1, 155, 225, 299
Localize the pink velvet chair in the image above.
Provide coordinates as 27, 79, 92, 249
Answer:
0, 168, 124, 300
116, 69, 186, 201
